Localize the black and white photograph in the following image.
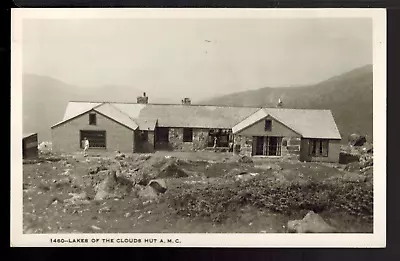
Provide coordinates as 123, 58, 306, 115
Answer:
11, 8, 386, 247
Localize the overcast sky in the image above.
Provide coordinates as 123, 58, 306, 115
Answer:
22, 18, 372, 102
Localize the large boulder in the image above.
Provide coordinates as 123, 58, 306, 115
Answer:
287, 211, 336, 233
148, 179, 168, 193
137, 186, 159, 200
94, 170, 118, 201
348, 134, 367, 147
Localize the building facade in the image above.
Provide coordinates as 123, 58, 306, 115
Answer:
51, 95, 342, 162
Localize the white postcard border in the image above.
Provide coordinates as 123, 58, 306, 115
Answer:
11, 8, 386, 248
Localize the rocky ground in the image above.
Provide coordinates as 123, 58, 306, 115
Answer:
22, 149, 373, 234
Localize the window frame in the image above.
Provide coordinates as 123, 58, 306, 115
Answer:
308, 139, 329, 157
183, 128, 193, 142
80, 130, 106, 149
89, 113, 97, 125
265, 119, 272, 131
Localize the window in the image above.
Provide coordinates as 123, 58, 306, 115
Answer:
89, 113, 97, 125
265, 120, 272, 131
156, 127, 169, 143
309, 139, 329, 157
80, 130, 106, 149
183, 128, 193, 142
207, 129, 231, 147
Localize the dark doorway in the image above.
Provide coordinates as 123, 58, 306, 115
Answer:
155, 127, 170, 150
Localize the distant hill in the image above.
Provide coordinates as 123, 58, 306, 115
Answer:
202, 65, 373, 143
22, 74, 144, 142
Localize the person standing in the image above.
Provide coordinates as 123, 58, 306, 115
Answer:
83, 137, 89, 157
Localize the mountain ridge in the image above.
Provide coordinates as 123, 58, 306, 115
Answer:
22, 64, 372, 143
201, 64, 373, 143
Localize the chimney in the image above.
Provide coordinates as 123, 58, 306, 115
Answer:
276, 98, 283, 108
137, 92, 149, 104
182, 97, 191, 105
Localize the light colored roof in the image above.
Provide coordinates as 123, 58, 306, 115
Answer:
136, 104, 259, 128
53, 101, 341, 139
232, 109, 271, 134
112, 103, 147, 119
51, 102, 139, 130
54, 102, 259, 129
233, 108, 342, 139
134, 118, 157, 131
63, 102, 101, 121
51, 102, 102, 128
94, 103, 139, 130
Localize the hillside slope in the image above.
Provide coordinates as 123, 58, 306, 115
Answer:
22, 74, 144, 142
202, 65, 373, 142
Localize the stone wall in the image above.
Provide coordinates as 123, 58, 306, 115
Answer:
234, 135, 253, 157
193, 128, 209, 150
166, 127, 209, 151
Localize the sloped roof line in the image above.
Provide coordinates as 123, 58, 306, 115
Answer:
231, 108, 266, 133
327, 110, 342, 139
51, 102, 105, 128
102, 102, 141, 129
232, 110, 302, 136
231, 107, 265, 129
265, 111, 303, 137
93, 103, 139, 131
267, 113, 303, 136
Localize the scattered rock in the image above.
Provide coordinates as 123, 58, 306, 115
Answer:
98, 206, 112, 213
238, 155, 253, 164
138, 186, 159, 200
287, 211, 336, 233
91, 225, 102, 231
235, 173, 257, 182
89, 165, 108, 175
148, 179, 167, 193
226, 168, 247, 177
157, 160, 188, 179
115, 153, 126, 160
64, 192, 90, 206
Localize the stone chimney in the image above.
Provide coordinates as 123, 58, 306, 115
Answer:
276, 98, 283, 108
181, 97, 191, 105
137, 92, 149, 104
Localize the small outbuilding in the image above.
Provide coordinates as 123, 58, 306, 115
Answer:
23, 133, 38, 159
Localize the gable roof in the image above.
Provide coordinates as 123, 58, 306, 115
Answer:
53, 101, 260, 130
94, 103, 139, 130
232, 108, 342, 140
51, 102, 139, 130
53, 101, 341, 140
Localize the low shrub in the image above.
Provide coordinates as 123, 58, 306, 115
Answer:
165, 175, 373, 223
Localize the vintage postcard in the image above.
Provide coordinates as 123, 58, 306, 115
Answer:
11, 8, 386, 247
